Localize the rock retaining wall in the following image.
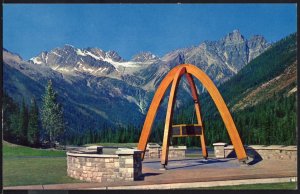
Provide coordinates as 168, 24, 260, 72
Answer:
67, 149, 142, 182
223, 145, 297, 161
143, 145, 186, 159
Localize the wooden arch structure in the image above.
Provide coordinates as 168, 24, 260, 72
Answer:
137, 64, 248, 167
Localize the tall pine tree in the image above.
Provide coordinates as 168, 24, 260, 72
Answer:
41, 80, 65, 147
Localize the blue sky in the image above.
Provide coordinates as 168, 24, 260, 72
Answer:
3, 4, 297, 60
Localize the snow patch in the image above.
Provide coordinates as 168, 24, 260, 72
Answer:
77, 62, 84, 68
87, 80, 91, 88
82, 66, 95, 73
53, 65, 60, 70
57, 67, 71, 72
52, 51, 62, 57
125, 95, 146, 113
76, 49, 87, 56
94, 67, 107, 73
94, 68, 102, 72
126, 95, 139, 105
30, 57, 42, 65
104, 58, 144, 68
100, 67, 107, 73
225, 61, 238, 74
85, 51, 103, 60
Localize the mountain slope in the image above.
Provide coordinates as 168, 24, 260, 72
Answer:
3, 30, 270, 134
218, 33, 297, 107
232, 61, 296, 111
3, 49, 149, 132
173, 33, 297, 146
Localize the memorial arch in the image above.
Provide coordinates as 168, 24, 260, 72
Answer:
137, 64, 248, 168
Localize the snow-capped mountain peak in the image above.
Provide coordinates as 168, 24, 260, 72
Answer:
27, 30, 270, 86
132, 51, 159, 62
105, 50, 123, 62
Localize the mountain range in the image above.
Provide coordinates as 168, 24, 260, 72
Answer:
189, 33, 297, 146
3, 30, 271, 132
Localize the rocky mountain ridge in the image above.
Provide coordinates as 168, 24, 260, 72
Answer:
3, 30, 270, 131
27, 29, 270, 88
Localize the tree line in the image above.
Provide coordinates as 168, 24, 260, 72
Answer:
3, 88, 296, 147
3, 94, 39, 147
3, 80, 65, 148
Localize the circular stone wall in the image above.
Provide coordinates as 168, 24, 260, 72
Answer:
67, 149, 142, 182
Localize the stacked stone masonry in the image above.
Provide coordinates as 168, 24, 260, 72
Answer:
143, 145, 186, 159
221, 145, 297, 161
213, 143, 227, 158
67, 149, 143, 183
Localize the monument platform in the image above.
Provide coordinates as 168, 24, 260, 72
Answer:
4, 157, 297, 190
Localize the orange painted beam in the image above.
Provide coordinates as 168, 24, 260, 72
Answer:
137, 66, 182, 159
184, 64, 247, 161
161, 67, 187, 166
185, 73, 208, 159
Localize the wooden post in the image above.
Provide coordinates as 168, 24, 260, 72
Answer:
137, 66, 182, 159
185, 73, 208, 159
161, 67, 186, 167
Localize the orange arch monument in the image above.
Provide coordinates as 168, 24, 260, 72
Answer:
137, 64, 248, 168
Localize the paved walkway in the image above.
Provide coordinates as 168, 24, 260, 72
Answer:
4, 158, 297, 190
143, 158, 239, 170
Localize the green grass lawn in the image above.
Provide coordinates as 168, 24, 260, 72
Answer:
3, 141, 66, 157
191, 182, 297, 190
3, 141, 143, 187
3, 141, 82, 186
3, 157, 82, 186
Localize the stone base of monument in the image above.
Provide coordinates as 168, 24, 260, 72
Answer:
139, 143, 187, 159
213, 142, 227, 158
212, 143, 297, 164
67, 147, 143, 183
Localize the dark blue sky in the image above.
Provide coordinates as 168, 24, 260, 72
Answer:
3, 4, 297, 60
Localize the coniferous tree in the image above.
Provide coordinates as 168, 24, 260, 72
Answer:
27, 98, 40, 147
10, 111, 20, 143
3, 92, 18, 141
19, 98, 29, 145
41, 80, 65, 147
